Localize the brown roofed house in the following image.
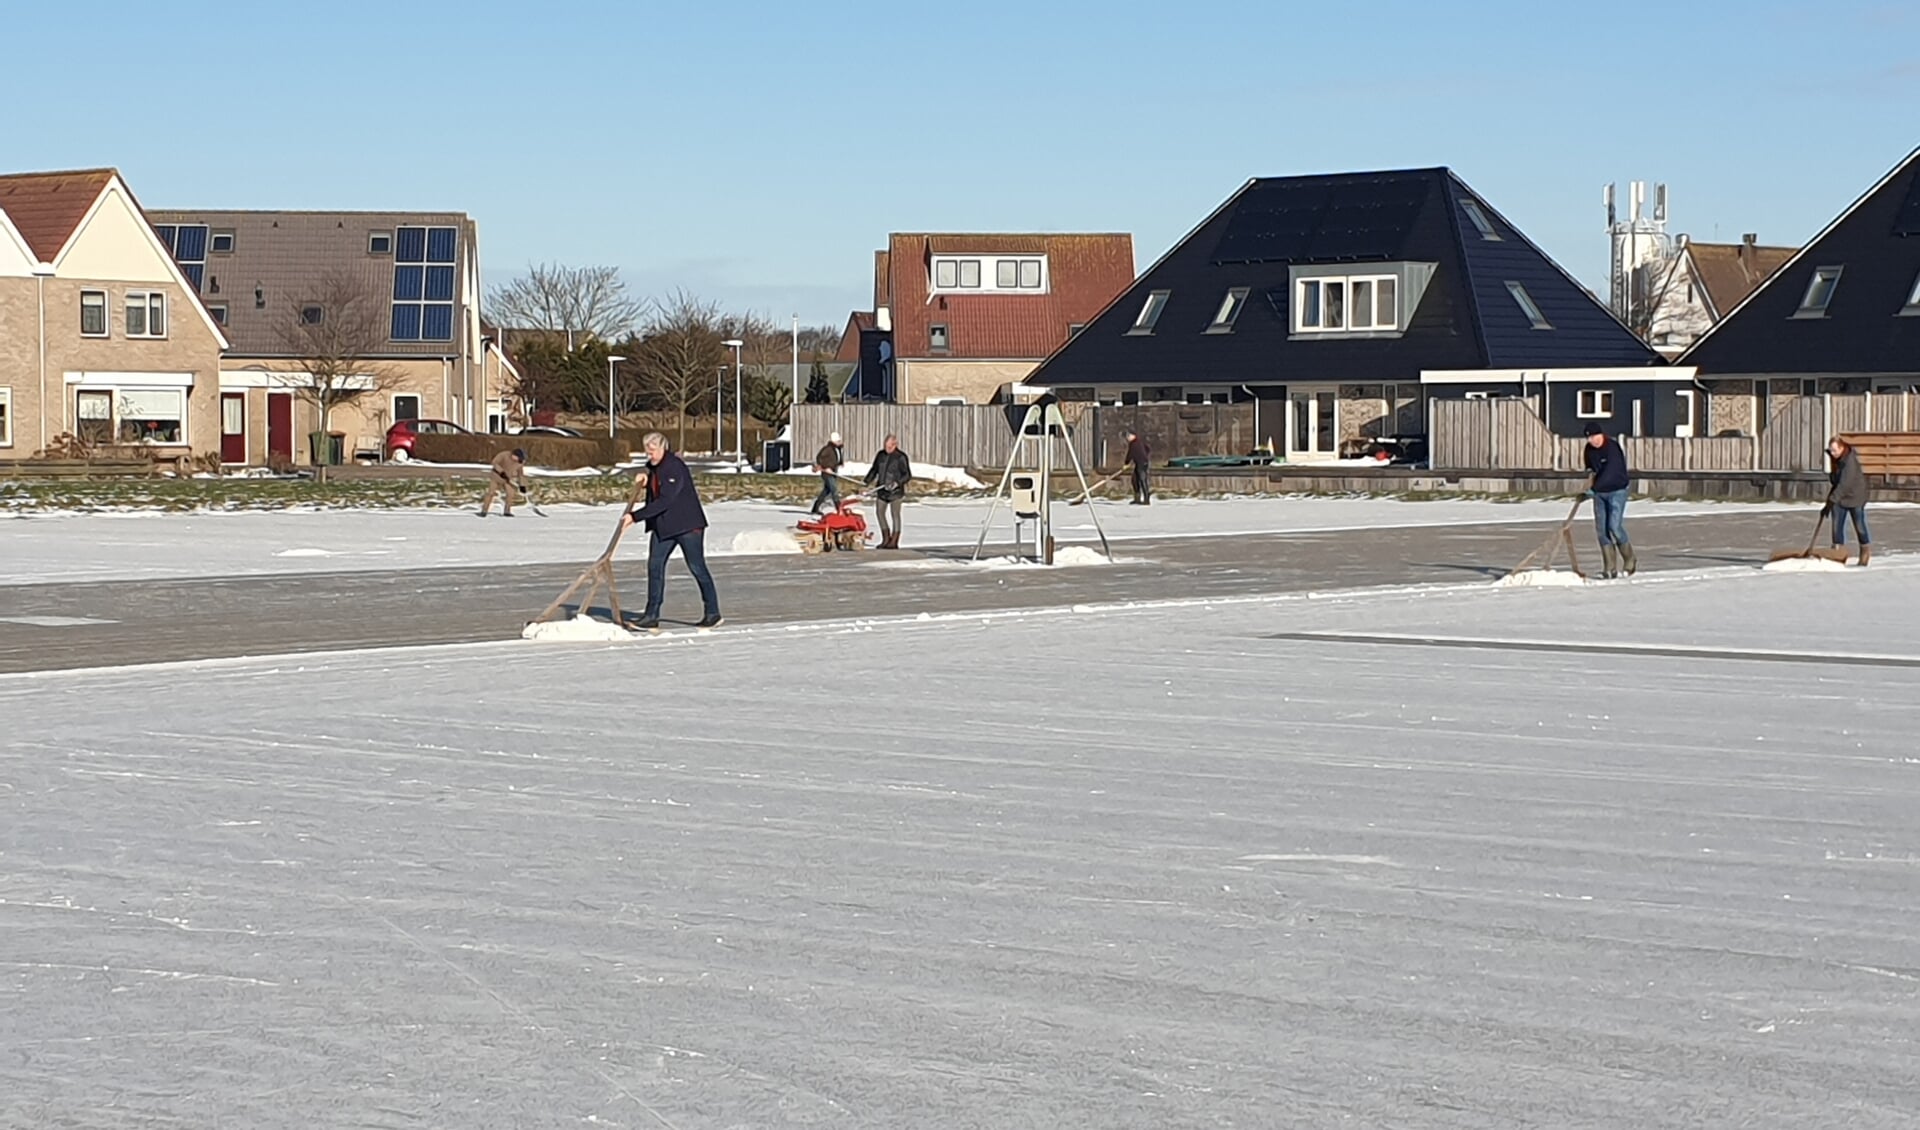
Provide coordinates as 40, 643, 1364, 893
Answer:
1644, 234, 1797, 356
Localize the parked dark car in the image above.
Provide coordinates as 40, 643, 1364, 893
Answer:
517, 425, 583, 438
385, 418, 471, 460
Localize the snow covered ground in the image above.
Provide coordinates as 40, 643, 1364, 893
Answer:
4, 558, 1918, 1125
0, 495, 1821, 586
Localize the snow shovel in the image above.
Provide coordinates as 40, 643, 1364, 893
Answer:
1068, 469, 1128, 506
1768, 505, 1850, 563
1508, 495, 1588, 579
522, 484, 547, 517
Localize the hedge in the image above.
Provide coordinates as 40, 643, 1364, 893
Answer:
411, 434, 622, 469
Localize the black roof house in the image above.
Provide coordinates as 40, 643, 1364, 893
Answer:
1682, 147, 1920, 381
1028, 167, 1661, 392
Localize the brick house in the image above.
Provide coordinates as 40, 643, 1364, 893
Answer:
141, 208, 514, 464
839, 233, 1135, 404
0, 169, 227, 460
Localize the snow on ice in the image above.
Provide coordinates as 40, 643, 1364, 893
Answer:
1762, 555, 1853, 573
519, 614, 633, 642
1497, 568, 1589, 588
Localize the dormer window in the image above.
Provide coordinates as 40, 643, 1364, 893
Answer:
1505, 282, 1552, 329
1128, 290, 1170, 335
1796, 267, 1842, 317
1206, 288, 1249, 333
1295, 274, 1397, 332
931, 255, 1043, 293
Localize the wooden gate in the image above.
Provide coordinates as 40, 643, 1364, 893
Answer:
1760, 395, 1827, 471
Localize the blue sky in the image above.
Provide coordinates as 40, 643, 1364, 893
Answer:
4, 0, 1914, 327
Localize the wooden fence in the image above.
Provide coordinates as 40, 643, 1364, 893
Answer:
791, 402, 1267, 472
1431, 396, 1849, 473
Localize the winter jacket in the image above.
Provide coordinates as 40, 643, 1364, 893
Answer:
490, 450, 528, 487
814, 443, 843, 472
865, 448, 913, 501
1828, 448, 1869, 509
628, 451, 708, 539
1125, 436, 1151, 468
1584, 436, 1630, 493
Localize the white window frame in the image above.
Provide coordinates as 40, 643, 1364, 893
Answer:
1206, 287, 1250, 333
125, 291, 168, 339
208, 303, 228, 326
1576, 388, 1615, 418
80, 289, 109, 337
1796, 266, 1842, 317
1460, 198, 1501, 241
929, 255, 1047, 294
929, 323, 949, 351
210, 231, 235, 254
1506, 282, 1552, 330
1128, 290, 1170, 334
368, 231, 393, 255
75, 386, 190, 445
0, 387, 11, 446
1295, 274, 1397, 333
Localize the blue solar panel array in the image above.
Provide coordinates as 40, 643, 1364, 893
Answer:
153, 223, 209, 292
391, 226, 458, 341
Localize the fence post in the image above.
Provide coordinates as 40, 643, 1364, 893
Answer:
1488, 401, 1499, 468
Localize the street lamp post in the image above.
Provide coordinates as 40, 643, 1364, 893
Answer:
722, 338, 744, 464
605, 355, 627, 440
715, 366, 726, 454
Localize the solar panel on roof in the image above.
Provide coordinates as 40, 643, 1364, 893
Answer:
1893, 168, 1920, 236
1212, 174, 1432, 265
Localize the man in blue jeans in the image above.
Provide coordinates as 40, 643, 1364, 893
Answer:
621, 432, 722, 630
1583, 422, 1635, 578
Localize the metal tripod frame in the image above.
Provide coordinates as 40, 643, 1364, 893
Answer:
971, 399, 1112, 564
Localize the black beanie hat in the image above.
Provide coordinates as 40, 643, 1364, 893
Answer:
1582, 422, 1604, 437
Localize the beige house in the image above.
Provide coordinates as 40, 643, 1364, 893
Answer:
142, 207, 513, 465
0, 169, 228, 460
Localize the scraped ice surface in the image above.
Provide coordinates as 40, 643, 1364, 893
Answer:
1498, 568, 1589, 587
1762, 555, 1851, 572
520, 614, 632, 641
729, 528, 803, 554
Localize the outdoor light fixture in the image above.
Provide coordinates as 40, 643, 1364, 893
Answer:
722, 338, 744, 463
606, 355, 627, 439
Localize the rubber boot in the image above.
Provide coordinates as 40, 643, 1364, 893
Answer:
1620, 543, 1637, 576
1859, 545, 1872, 567
1600, 545, 1619, 579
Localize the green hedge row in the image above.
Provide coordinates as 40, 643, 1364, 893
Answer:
410, 434, 623, 469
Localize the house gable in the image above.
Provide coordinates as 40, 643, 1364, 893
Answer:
1683, 148, 1920, 377
0, 169, 113, 264
55, 177, 229, 347
884, 232, 1134, 361
0, 209, 34, 276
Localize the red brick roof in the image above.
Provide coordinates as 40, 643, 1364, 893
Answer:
0, 168, 115, 262
883, 232, 1134, 360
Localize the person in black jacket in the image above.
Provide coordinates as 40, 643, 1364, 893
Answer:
620, 432, 721, 629
810, 431, 844, 516
863, 434, 912, 549
1827, 436, 1872, 566
1125, 430, 1152, 505
1582, 423, 1635, 578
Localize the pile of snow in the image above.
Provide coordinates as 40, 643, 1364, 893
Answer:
521, 615, 633, 642
830, 460, 985, 491
1762, 556, 1851, 573
1497, 569, 1588, 588
730, 528, 803, 555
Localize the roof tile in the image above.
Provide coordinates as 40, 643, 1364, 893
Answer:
0, 168, 116, 261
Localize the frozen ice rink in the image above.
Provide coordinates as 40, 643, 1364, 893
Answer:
5, 542, 1918, 1127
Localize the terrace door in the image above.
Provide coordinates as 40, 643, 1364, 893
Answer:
267, 392, 294, 462
221, 392, 247, 463
1286, 388, 1338, 459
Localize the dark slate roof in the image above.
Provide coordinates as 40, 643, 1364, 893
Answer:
1682, 148, 1920, 377
143, 209, 477, 358
1028, 167, 1659, 388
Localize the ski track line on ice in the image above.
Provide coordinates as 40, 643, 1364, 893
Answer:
2, 556, 1908, 682
365, 910, 690, 1130
1267, 630, 1920, 670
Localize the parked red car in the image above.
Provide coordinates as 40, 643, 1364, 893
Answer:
384, 418, 471, 461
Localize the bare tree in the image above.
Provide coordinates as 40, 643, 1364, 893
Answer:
274, 273, 400, 476
633, 290, 727, 451
796, 322, 843, 359
488, 264, 641, 350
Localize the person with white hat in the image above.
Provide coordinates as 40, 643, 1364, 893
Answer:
810, 431, 845, 515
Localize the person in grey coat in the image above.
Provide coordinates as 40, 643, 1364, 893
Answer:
863, 434, 912, 549
1827, 436, 1872, 566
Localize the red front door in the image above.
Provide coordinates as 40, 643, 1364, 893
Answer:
267, 392, 293, 462
221, 393, 247, 464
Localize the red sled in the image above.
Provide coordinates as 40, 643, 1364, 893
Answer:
796, 497, 871, 553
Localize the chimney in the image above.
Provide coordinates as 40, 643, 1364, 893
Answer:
1740, 233, 1759, 282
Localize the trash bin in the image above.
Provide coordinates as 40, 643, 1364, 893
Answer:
326, 431, 346, 465
761, 439, 791, 474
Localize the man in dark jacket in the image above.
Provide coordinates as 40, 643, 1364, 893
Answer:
1125, 430, 1152, 505
479, 448, 529, 517
1582, 423, 1635, 577
863, 434, 912, 549
620, 432, 722, 629
811, 431, 844, 515
1827, 436, 1872, 566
